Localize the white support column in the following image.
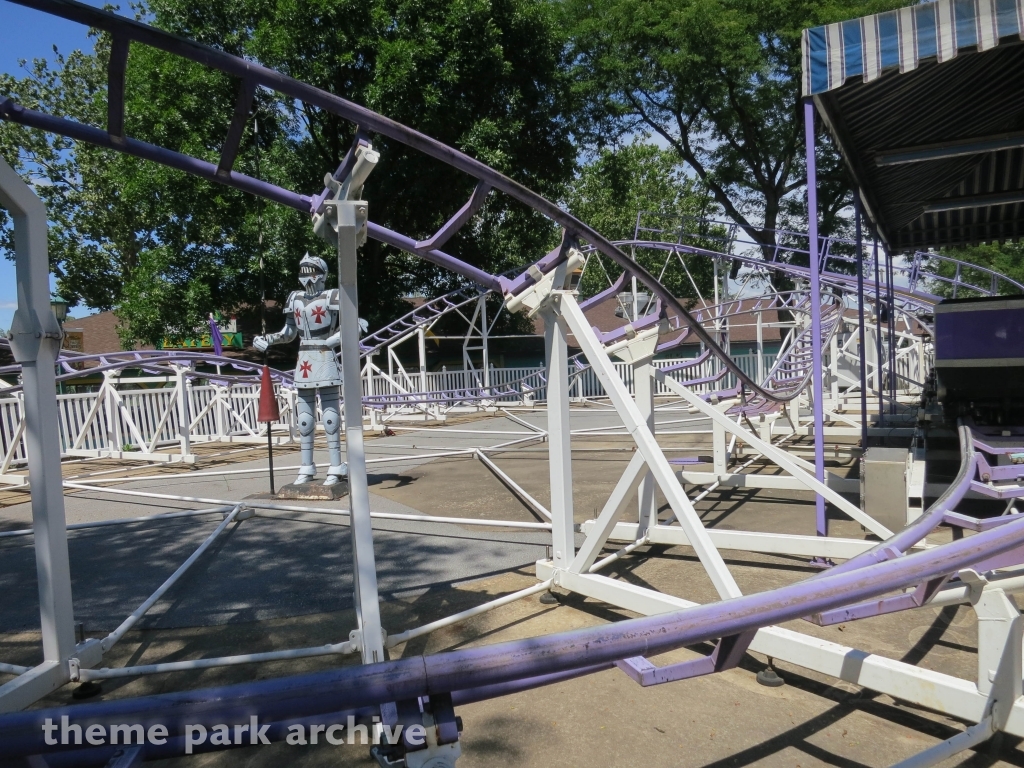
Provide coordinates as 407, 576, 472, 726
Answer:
756, 311, 765, 383
0, 156, 75, 711
712, 414, 727, 476
788, 396, 801, 433
973, 586, 1022, 700
335, 205, 385, 664
318, 148, 386, 666
417, 326, 428, 394
634, 361, 657, 535
657, 370, 893, 539
829, 330, 839, 410
571, 452, 647, 573
559, 295, 741, 599
543, 301, 575, 569
480, 295, 490, 389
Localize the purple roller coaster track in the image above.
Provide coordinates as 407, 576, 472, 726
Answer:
1, 1, 1024, 766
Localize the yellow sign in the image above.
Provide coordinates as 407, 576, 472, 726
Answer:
63, 330, 84, 352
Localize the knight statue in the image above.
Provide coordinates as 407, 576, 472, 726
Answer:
254, 253, 363, 487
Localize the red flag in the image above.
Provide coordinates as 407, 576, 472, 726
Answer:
258, 366, 281, 422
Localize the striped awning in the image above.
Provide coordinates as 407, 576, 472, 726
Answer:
802, 0, 1024, 96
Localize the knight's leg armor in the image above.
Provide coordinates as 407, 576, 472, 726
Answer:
295, 388, 318, 484
321, 386, 347, 485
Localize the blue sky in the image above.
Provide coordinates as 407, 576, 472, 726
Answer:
0, 1, 98, 331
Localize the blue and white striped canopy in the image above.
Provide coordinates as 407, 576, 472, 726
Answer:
802, 0, 1024, 96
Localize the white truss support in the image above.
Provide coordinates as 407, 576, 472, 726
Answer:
656, 371, 893, 540
828, 331, 840, 410
893, 581, 1022, 768
787, 397, 800, 433
971, 583, 1022, 700
221, 394, 260, 437
506, 249, 585, 317
756, 311, 765, 383
636, 364, 657, 534
712, 410, 728, 476
417, 326, 428, 394
609, 323, 662, 537
892, 717, 995, 768
675, 470, 859, 495
570, 452, 648, 574
462, 294, 491, 390
0, 156, 76, 712
370, 362, 438, 420
66, 371, 109, 451
321, 184, 386, 667
590, 521, 881, 559
475, 450, 551, 520
558, 294, 742, 599
537, 557, 1024, 741
0, 661, 67, 715
539, 564, 697, 615
543, 302, 575, 569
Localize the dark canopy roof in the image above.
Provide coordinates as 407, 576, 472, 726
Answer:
803, 1, 1024, 252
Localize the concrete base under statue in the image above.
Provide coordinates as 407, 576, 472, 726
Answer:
254, 480, 349, 501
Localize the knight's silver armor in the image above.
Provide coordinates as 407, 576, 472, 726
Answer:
254, 254, 350, 486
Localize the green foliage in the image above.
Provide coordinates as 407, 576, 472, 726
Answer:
930, 242, 1024, 298
563, 142, 719, 299
563, 0, 907, 258
0, 0, 575, 346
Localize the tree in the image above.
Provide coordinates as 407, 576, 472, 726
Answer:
563, 0, 907, 272
930, 242, 1024, 298
0, 0, 575, 346
563, 141, 720, 300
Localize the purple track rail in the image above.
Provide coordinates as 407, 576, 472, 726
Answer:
1, 3, 1022, 762
3, 509, 1024, 762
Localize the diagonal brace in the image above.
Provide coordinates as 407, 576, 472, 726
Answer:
217, 77, 257, 177
656, 369, 893, 540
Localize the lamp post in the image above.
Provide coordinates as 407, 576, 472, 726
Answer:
50, 294, 67, 394
49, 294, 67, 326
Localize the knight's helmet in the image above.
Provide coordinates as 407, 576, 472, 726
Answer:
298, 253, 329, 294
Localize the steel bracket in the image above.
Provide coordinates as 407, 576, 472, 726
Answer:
504, 249, 584, 317
606, 318, 666, 365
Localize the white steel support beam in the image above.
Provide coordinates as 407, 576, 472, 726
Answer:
0, 156, 75, 711
543, 301, 575, 569
609, 324, 661, 538
676, 470, 859, 495
322, 180, 386, 665
559, 294, 741, 599
536, 560, 1024, 738
656, 370, 893, 540
417, 326, 427, 394
634, 361, 657, 535
570, 452, 648, 573
588, 521, 879, 559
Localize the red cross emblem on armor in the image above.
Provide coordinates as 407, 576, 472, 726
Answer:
299, 361, 312, 378
294, 308, 302, 322
310, 305, 327, 324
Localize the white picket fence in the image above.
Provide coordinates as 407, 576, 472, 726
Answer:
0, 346, 926, 482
